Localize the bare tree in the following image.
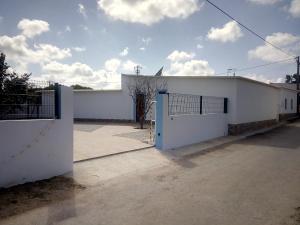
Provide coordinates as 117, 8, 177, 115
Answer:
285, 74, 298, 84
127, 76, 167, 129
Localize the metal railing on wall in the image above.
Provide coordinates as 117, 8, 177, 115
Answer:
168, 93, 228, 116
0, 80, 60, 120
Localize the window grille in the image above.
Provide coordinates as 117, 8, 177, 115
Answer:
285, 98, 287, 110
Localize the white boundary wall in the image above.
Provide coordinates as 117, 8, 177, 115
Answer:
0, 86, 73, 188
155, 94, 228, 150
73, 90, 134, 120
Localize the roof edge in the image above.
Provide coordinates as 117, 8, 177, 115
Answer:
122, 74, 280, 89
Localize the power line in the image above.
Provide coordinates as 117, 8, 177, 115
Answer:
214, 57, 294, 76
48, 58, 294, 85
205, 0, 295, 58
235, 57, 295, 73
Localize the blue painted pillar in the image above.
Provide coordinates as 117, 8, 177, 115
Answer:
155, 93, 165, 150
54, 83, 61, 119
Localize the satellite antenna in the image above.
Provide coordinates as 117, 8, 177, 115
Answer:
155, 66, 164, 76
227, 68, 236, 76
227, 69, 232, 76
134, 65, 142, 76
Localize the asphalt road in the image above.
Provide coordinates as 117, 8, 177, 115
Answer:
1, 121, 300, 225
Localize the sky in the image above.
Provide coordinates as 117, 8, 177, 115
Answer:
0, 0, 300, 89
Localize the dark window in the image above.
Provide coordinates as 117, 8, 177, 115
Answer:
291, 99, 293, 110
285, 98, 287, 110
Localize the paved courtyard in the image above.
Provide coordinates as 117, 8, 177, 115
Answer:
74, 122, 154, 161
1, 121, 300, 225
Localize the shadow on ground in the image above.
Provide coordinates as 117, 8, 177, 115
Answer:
293, 207, 300, 224
286, 207, 300, 225
239, 124, 300, 150
0, 176, 85, 220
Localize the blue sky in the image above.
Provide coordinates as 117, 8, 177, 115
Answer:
0, 0, 299, 88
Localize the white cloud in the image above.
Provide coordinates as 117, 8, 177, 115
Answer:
122, 60, 138, 72
196, 44, 203, 49
104, 58, 121, 72
243, 74, 284, 84
250, 0, 300, 17
78, 3, 87, 18
248, 32, 300, 62
207, 21, 243, 43
72, 47, 86, 52
80, 25, 89, 31
41, 58, 142, 89
43, 61, 93, 77
139, 37, 152, 51
167, 50, 195, 62
0, 34, 71, 72
34, 44, 71, 61
17, 19, 49, 38
243, 74, 271, 83
41, 61, 121, 89
142, 37, 152, 45
167, 60, 215, 76
195, 36, 203, 41
65, 25, 71, 32
247, 0, 280, 5
289, 0, 300, 17
119, 47, 129, 56
97, 0, 202, 25
166, 50, 214, 76
0, 18, 137, 90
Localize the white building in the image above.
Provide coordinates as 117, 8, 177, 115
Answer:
74, 74, 299, 149
75, 75, 298, 125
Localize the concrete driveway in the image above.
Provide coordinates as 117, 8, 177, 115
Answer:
1, 121, 300, 225
73, 122, 154, 161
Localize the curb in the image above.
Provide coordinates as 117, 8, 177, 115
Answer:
74, 145, 154, 164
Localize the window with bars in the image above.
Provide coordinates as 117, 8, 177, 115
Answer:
285, 98, 287, 110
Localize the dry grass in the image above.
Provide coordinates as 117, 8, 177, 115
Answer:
0, 176, 85, 219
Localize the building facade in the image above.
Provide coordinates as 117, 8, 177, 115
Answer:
73, 74, 299, 136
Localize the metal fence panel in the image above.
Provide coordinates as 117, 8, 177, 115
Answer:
168, 93, 225, 116
169, 93, 201, 116
0, 81, 56, 120
202, 96, 224, 114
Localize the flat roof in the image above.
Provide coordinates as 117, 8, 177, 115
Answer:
122, 74, 279, 89
73, 89, 122, 92
72, 75, 299, 92
270, 83, 299, 92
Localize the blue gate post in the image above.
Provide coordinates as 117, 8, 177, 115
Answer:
155, 92, 167, 150
54, 83, 61, 119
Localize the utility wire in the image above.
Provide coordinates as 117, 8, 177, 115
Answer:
214, 57, 294, 76
205, 0, 295, 58
235, 57, 294, 73
50, 58, 294, 84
